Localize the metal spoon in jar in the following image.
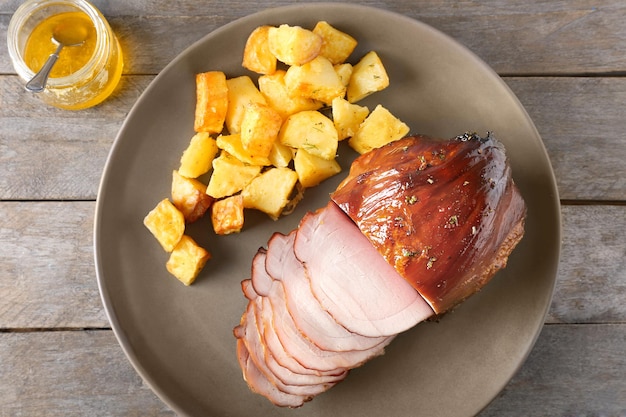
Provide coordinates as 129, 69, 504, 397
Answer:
25, 22, 89, 93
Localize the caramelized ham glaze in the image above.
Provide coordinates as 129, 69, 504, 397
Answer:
331, 133, 526, 314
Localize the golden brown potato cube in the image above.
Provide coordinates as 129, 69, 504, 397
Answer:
242, 25, 277, 75
206, 151, 262, 199
166, 235, 211, 286
334, 63, 353, 87
284, 55, 346, 105
211, 194, 245, 235
294, 149, 342, 188
240, 102, 283, 159
347, 51, 390, 103
313, 21, 358, 64
331, 96, 370, 140
242, 167, 298, 219
143, 198, 185, 252
171, 170, 214, 223
179, 132, 219, 178
349, 104, 409, 154
225, 76, 267, 134
268, 141, 294, 168
278, 110, 338, 160
268, 24, 322, 66
258, 70, 323, 120
216, 133, 271, 166
194, 71, 228, 133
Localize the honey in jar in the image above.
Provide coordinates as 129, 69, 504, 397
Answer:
8, 0, 124, 110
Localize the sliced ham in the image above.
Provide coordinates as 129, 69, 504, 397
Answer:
242, 299, 339, 397
265, 231, 392, 352
241, 279, 257, 301
267, 282, 390, 372
293, 202, 435, 337
235, 133, 527, 408
250, 249, 271, 297
256, 294, 348, 379
236, 339, 310, 408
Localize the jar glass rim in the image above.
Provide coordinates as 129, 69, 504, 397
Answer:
7, 0, 109, 88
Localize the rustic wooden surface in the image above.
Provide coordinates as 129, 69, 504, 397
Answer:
1, 0, 625, 415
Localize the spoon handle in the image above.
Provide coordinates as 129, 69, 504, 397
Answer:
25, 43, 64, 93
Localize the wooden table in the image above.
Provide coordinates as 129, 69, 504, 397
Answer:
1, 1, 625, 415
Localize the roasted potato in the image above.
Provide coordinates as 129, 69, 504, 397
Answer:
242, 25, 277, 75
179, 132, 219, 179
284, 55, 346, 105
348, 104, 409, 154
278, 110, 338, 160
334, 63, 353, 87
146, 21, 407, 284
294, 149, 342, 188
268, 24, 322, 66
194, 71, 228, 133
144, 198, 185, 252
216, 133, 271, 167
206, 152, 262, 199
242, 167, 298, 219
240, 102, 283, 159
331, 96, 369, 140
268, 141, 294, 168
346, 51, 390, 103
258, 70, 323, 120
211, 194, 245, 235
313, 21, 358, 65
171, 170, 214, 223
225, 76, 267, 134
166, 235, 211, 285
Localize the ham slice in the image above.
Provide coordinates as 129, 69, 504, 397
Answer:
294, 202, 434, 337
243, 299, 339, 396
265, 231, 392, 351
236, 339, 310, 408
266, 281, 390, 372
256, 295, 345, 378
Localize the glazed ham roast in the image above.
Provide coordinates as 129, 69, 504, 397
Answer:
234, 132, 527, 407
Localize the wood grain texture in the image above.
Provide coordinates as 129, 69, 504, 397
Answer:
505, 77, 626, 201
0, 330, 175, 417
481, 324, 626, 416
0, 201, 106, 329
0, 75, 149, 200
546, 205, 626, 324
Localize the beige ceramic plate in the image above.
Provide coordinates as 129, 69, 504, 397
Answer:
95, 4, 560, 416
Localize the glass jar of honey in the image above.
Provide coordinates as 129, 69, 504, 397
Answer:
7, 0, 123, 110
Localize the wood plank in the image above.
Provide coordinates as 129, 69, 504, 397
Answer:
481, 324, 626, 416
0, 330, 175, 416
0, 324, 623, 415
0, 201, 107, 329
505, 77, 626, 201
2, 1, 626, 75
1, 202, 624, 329
546, 204, 626, 324
0, 75, 150, 200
